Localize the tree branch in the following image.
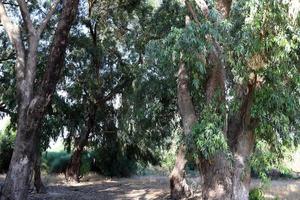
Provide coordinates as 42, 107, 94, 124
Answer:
185, 0, 208, 24
194, 0, 209, 18
27, 0, 79, 116
0, 2, 23, 52
0, 51, 16, 62
37, 0, 60, 36
0, 1, 26, 88
16, 0, 36, 36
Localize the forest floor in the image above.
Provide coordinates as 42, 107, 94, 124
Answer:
0, 173, 297, 200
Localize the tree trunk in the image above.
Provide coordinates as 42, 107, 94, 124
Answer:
199, 153, 232, 200
199, 129, 254, 200
0, 1, 79, 199
231, 130, 254, 200
200, 81, 256, 200
170, 145, 192, 199
66, 147, 84, 182
66, 105, 96, 182
34, 151, 46, 194
0, 113, 37, 200
170, 60, 197, 199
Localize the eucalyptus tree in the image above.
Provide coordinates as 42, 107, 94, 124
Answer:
145, 0, 299, 199
62, 0, 139, 181
0, 0, 79, 199
62, 0, 185, 180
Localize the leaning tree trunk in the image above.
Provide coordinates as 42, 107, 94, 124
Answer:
0, 1, 79, 199
66, 106, 96, 182
170, 59, 197, 199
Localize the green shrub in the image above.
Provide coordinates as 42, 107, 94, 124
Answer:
0, 127, 16, 173
249, 187, 265, 200
93, 149, 137, 177
80, 151, 93, 176
42, 151, 70, 173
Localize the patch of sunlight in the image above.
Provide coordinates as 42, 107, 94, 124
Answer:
0, 116, 10, 132
47, 136, 64, 152
284, 148, 300, 172
97, 187, 120, 192
264, 194, 276, 199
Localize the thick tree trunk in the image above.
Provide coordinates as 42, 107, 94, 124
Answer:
170, 60, 197, 199
0, 112, 37, 200
66, 147, 84, 182
200, 81, 256, 200
34, 151, 46, 194
170, 145, 191, 199
199, 121, 255, 200
231, 130, 254, 200
0, 1, 79, 199
199, 154, 232, 200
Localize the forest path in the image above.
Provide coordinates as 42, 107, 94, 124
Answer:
0, 174, 299, 199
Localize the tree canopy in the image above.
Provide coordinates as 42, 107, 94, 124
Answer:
0, 0, 299, 200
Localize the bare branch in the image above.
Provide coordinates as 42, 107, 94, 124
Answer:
16, 0, 36, 35
37, 0, 60, 36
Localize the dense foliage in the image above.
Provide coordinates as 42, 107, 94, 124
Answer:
0, 1, 299, 197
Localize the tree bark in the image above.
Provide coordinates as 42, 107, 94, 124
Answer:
185, 1, 257, 199
199, 41, 231, 200
66, 105, 96, 182
170, 60, 197, 199
65, 147, 84, 182
34, 151, 46, 194
200, 81, 256, 200
231, 129, 254, 200
0, 1, 79, 199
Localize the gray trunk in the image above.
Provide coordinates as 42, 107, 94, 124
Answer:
34, 151, 46, 194
231, 130, 254, 200
0, 112, 37, 200
200, 82, 256, 200
170, 60, 197, 199
199, 154, 232, 200
0, 0, 79, 199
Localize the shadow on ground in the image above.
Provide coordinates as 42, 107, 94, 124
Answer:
28, 175, 171, 200
0, 174, 299, 200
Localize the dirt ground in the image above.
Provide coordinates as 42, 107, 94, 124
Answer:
12, 174, 300, 200
0, 174, 299, 199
